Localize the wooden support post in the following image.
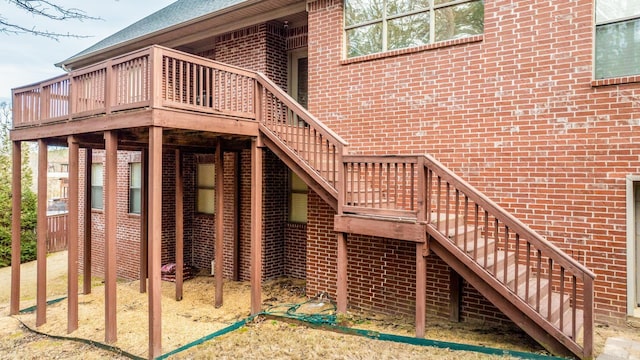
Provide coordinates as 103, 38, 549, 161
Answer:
449, 268, 463, 322
148, 126, 163, 358
140, 148, 149, 293
175, 149, 183, 301
232, 152, 240, 281
337, 232, 348, 313
250, 137, 263, 315
36, 139, 48, 327
67, 136, 79, 333
83, 148, 92, 295
215, 142, 224, 308
104, 131, 118, 343
416, 243, 426, 338
10, 141, 22, 315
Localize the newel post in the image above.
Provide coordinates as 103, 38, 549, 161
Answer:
254, 79, 263, 124
149, 46, 163, 109
583, 277, 594, 359
415, 156, 427, 338
68, 74, 75, 121
105, 60, 114, 114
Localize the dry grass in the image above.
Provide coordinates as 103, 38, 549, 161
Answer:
3, 254, 639, 359
173, 317, 519, 360
10, 275, 547, 359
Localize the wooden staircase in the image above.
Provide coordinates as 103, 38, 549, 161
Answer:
253, 72, 595, 359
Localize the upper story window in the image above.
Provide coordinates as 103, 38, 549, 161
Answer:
344, 0, 484, 58
595, 1, 640, 79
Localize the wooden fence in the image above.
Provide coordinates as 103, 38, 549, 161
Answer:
47, 213, 68, 253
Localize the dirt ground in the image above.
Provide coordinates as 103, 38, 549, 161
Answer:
1, 251, 639, 359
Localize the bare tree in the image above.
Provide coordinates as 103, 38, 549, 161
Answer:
0, 0, 100, 40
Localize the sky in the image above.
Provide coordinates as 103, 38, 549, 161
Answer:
0, 0, 176, 103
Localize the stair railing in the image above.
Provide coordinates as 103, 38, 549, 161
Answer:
422, 153, 595, 359
254, 72, 348, 200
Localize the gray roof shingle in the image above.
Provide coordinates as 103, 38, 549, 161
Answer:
59, 0, 247, 66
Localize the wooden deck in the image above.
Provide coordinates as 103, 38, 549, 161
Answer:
11, 45, 595, 359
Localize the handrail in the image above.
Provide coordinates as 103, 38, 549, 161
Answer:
255, 72, 348, 147
255, 71, 348, 197
422, 153, 596, 281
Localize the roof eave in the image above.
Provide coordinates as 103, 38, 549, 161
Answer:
56, 0, 265, 71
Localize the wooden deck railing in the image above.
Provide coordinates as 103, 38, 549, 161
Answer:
12, 46, 257, 128
341, 155, 420, 219
47, 213, 68, 253
160, 48, 256, 118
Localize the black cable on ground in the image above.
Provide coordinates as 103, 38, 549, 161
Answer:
13, 317, 144, 360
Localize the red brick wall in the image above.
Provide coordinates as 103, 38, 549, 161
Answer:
262, 150, 288, 279
285, 223, 307, 279
78, 149, 142, 280
190, 22, 293, 281
307, 0, 640, 324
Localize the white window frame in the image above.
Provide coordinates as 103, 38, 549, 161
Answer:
91, 163, 103, 210
626, 175, 640, 317
129, 162, 142, 214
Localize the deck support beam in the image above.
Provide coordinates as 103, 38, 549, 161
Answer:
175, 149, 183, 301
83, 148, 92, 295
148, 126, 163, 358
10, 141, 22, 315
36, 139, 48, 327
250, 137, 263, 315
337, 232, 348, 313
215, 142, 225, 308
104, 131, 118, 343
140, 148, 149, 293
67, 136, 79, 333
416, 243, 426, 338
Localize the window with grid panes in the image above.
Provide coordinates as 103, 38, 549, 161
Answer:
344, 0, 484, 58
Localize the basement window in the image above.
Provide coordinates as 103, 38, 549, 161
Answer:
344, 0, 484, 58
289, 171, 308, 224
91, 163, 103, 210
129, 162, 141, 214
197, 163, 215, 215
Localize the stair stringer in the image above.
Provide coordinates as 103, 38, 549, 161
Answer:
427, 224, 587, 359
